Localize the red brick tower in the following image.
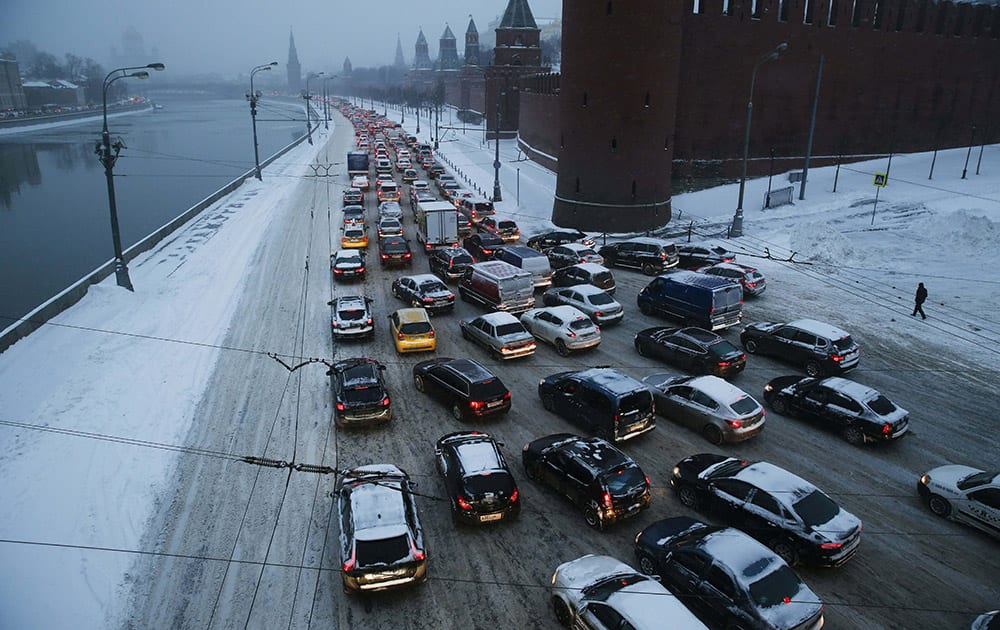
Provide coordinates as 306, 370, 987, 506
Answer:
552, 1, 683, 232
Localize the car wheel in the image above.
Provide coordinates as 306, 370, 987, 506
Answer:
541, 395, 555, 412
642, 262, 657, 276
744, 338, 759, 354
770, 538, 800, 567
702, 424, 724, 446
634, 339, 647, 356
805, 360, 823, 377
638, 554, 657, 576
451, 401, 465, 422
524, 462, 541, 481
555, 339, 569, 356
414, 374, 425, 392
584, 504, 603, 530
843, 424, 865, 445
927, 494, 952, 517
770, 397, 788, 415
552, 597, 572, 627
677, 484, 700, 509
639, 301, 653, 316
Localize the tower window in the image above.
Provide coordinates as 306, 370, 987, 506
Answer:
575, 177, 580, 193
664, 137, 670, 150
607, 2, 613, 15
644, 92, 651, 108
560, 133, 564, 149
582, 92, 588, 107
631, 180, 637, 199
611, 137, 617, 152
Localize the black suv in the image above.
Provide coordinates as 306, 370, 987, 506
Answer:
521, 433, 651, 530
598, 237, 679, 275
413, 357, 511, 421
633, 326, 747, 378
428, 246, 474, 282
538, 368, 655, 442
670, 454, 863, 567
741, 318, 860, 376
435, 431, 521, 525
634, 517, 825, 630
391, 273, 456, 313
526, 229, 595, 251
675, 243, 736, 268
550, 263, 616, 295
328, 358, 392, 428
463, 232, 504, 261
378, 235, 413, 268
764, 375, 910, 445
336, 464, 427, 593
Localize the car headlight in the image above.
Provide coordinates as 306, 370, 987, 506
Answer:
673, 466, 680, 477
764, 383, 773, 392
920, 474, 930, 485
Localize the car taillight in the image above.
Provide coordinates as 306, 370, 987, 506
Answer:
717, 361, 730, 368
336, 402, 345, 411
403, 252, 412, 259
602, 492, 613, 508
882, 423, 891, 435
423, 297, 434, 303
343, 547, 356, 571
726, 419, 742, 428
382, 396, 391, 407
594, 311, 603, 317
358, 267, 365, 273
410, 539, 425, 561
661, 252, 667, 260
746, 282, 757, 288
457, 496, 473, 511
366, 318, 373, 325
503, 391, 511, 401
644, 476, 651, 487
428, 329, 435, 337
510, 489, 519, 502
567, 331, 576, 338
832, 354, 844, 362
820, 542, 843, 550
397, 332, 404, 339
469, 400, 485, 410
333, 269, 343, 274
381, 254, 389, 260
482, 249, 492, 255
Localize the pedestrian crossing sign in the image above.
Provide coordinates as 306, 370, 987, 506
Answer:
873, 173, 888, 187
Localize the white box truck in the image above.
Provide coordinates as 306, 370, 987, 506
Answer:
415, 201, 460, 252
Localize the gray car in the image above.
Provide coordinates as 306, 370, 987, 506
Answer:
520, 305, 601, 356
542, 284, 624, 326
642, 373, 766, 445
459, 312, 536, 360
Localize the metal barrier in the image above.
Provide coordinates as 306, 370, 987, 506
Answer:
764, 185, 794, 209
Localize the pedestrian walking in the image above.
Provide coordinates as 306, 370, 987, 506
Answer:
912, 282, 927, 319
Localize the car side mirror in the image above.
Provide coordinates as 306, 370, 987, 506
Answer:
326, 370, 333, 376
326, 300, 335, 306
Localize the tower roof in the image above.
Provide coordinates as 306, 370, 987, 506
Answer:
466, 17, 478, 34
416, 29, 428, 45
499, 0, 538, 29
442, 25, 456, 40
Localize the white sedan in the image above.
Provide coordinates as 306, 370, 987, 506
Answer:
550, 555, 707, 630
350, 174, 369, 191
917, 465, 1000, 540
520, 305, 600, 356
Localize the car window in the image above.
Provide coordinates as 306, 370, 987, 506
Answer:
730, 396, 760, 415
587, 603, 626, 628
794, 331, 819, 345
750, 490, 784, 517
400, 321, 431, 335
470, 378, 506, 399
774, 327, 797, 341
603, 465, 645, 493
831, 393, 863, 414
804, 388, 828, 404
865, 394, 896, 416
969, 488, 1000, 509
673, 549, 710, 576
709, 339, 741, 357
714, 479, 754, 502
569, 319, 592, 332
589, 292, 614, 305
747, 563, 803, 608
690, 390, 719, 410
495, 323, 525, 336
706, 564, 738, 599
564, 458, 592, 483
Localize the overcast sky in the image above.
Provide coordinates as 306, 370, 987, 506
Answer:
1, 0, 563, 78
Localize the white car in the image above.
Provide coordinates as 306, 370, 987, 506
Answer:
918, 465, 1000, 540
550, 555, 708, 630
350, 174, 369, 191
329, 295, 374, 339
378, 201, 403, 220
377, 216, 403, 237
520, 305, 601, 356
542, 284, 624, 326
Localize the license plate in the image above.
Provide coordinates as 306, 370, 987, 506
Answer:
487, 400, 503, 408
480, 513, 503, 522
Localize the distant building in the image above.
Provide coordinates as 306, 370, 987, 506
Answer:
394, 35, 406, 68
0, 57, 28, 110
343, 56, 353, 75
485, 0, 548, 139
464, 17, 481, 67
413, 29, 433, 70
438, 25, 461, 70
287, 29, 302, 94
21, 80, 85, 108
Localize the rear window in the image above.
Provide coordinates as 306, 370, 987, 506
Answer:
709, 339, 741, 357
730, 396, 760, 415
495, 323, 525, 337
792, 490, 840, 528
400, 322, 432, 335
469, 378, 508, 399
452, 253, 473, 265
589, 292, 614, 305
833, 337, 855, 352
747, 563, 803, 608
618, 390, 653, 416
569, 319, 594, 331
464, 472, 515, 496
356, 534, 409, 567
593, 272, 613, 284
343, 387, 385, 404
865, 395, 897, 416
499, 221, 517, 230
603, 465, 646, 494
715, 286, 743, 309
339, 309, 367, 321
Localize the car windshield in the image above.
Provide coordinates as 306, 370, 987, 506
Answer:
603, 465, 646, 494
709, 340, 741, 357
569, 319, 594, 332
792, 490, 840, 528
400, 322, 431, 335
747, 563, 803, 608
495, 323, 525, 337
338, 308, 367, 321
707, 459, 749, 480
355, 534, 410, 567
589, 292, 614, 305
730, 396, 760, 415
865, 394, 897, 416
470, 378, 508, 399
957, 471, 999, 490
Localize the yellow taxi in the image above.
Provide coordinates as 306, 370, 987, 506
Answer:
341, 225, 369, 249
388, 308, 436, 353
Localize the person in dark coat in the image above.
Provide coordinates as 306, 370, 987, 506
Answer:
912, 282, 927, 319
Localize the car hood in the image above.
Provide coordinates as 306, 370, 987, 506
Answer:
921, 464, 984, 490
552, 554, 634, 591
747, 322, 783, 333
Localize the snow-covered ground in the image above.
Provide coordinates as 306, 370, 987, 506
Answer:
0, 103, 998, 628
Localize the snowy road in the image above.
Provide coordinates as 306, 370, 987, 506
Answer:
115, 110, 1000, 629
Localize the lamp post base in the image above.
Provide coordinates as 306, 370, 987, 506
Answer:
115, 260, 134, 292
729, 211, 744, 238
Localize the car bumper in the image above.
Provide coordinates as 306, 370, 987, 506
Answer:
499, 343, 537, 359
724, 419, 766, 443
456, 500, 521, 525
565, 336, 601, 352
333, 325, 374, 338
601, 493, 652, 526
594, 311, 624, 326
711, 361, 747, 378
343, 561, 428, 593
396, 339, 436, 353
336, 406, 393, 428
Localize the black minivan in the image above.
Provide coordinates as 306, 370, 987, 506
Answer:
538, 368, 656, 442
637, 270, 743, 331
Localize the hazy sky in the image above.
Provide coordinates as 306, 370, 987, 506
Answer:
2, 0, 563, 78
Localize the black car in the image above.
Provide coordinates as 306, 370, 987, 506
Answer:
428, 246, 474, 282
670, 454, 863, 567
413, 357, 512, 421
598, 237, 680, 275
763, 375, 910, 445
342, 188, 364, 206
391, 273, 456, 313
463, 232, 505, 262
435, 431, 521, 525
741, 318, 860, 376
328, 358, 392, 428
521, 433, 651, 530
550, 263, 617, 295
526, 229, 595, 251
378, 235, 413, 268
634, 517, 825, 630
633, 326, 747, 378
675, 243, 736, 268
538, 368, 656, 442
330, 249, 366, 281
336, 465, 427, 593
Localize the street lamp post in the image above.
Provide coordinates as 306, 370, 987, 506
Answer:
492, 92, 504, 202
305, 72, 324, 145
416, 102, 421, 134
98, 62, 165, 291
247, 61, 277, 181
730, 42, 787, 238
323, 76, 336, 130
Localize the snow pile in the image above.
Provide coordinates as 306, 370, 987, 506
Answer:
788, 220, 870, 268
916, 208, 1000, 255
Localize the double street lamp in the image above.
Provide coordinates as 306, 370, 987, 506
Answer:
247, 61, 277, 181
98, 62, 165, 291
305, 72, 324, 145
323, 76, 336, 130
730, 42, 787, 238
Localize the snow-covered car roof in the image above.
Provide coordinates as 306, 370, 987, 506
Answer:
405, 273, 445, 286
686, 375, 758, 407
558, 243, 596, 253
530, 305, 590, 321
622, 236, 674, 246
473, 311, 521, 326
573, 368, 646, 396
787, 319, 851, 340
705, 261, 758, 273
732, 462, 818, 504
333, 250, 363, 262
570, 284, 614, 297
819, 376, 883, 402
572, 262, 611, 274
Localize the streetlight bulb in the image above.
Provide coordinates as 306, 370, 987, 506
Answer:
146, 63, 166, 71
268, 61, 278, 67
133, 71, 150, 80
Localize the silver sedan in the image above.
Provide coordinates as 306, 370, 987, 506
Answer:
520, 305, 601, 356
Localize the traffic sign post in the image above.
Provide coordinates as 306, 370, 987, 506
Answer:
870, 172, 887, 225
